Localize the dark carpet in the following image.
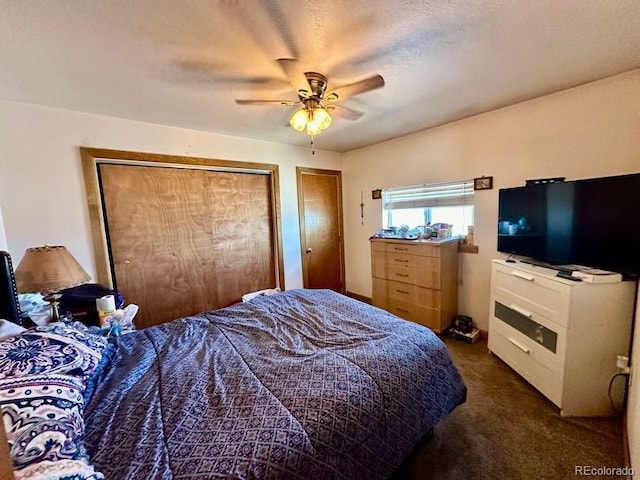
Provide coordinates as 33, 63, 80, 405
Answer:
391, 335, 626, 480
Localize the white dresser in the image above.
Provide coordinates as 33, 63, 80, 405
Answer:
488, 259, 636, 416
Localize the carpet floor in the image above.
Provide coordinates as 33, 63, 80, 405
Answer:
391, 334, 626, 480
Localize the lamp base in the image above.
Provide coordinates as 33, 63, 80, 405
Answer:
43, 293, 62, 322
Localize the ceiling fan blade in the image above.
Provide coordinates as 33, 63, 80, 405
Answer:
235, 99, 300, 106
324, 74, 385, 102
276, 58, 312, 98
324, 104, 364, 121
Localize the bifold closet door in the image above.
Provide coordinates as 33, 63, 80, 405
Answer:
99, 164, 275, 328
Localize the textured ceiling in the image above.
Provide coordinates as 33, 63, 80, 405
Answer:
1, 0, 639, 152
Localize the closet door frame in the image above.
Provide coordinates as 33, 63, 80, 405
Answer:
80, 147, 285, 291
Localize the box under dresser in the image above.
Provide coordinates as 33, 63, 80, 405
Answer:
370, 238, 459, 332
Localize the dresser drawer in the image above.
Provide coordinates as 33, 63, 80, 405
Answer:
373, 277, 440, 305
378, 251, 415, 267
372, 259, 417, 284
372, 252, 440, 287
374, 296, 440, 330
493, 263, 571, 327
488, 321, 564, 406
371, 240, 440, 258
491, 293, 567, 366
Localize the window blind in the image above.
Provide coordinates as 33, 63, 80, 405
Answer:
382, 180, 474, 210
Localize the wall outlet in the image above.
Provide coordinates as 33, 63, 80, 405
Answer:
617, 355, 630, 374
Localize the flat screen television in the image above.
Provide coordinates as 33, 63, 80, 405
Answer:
497, 173, 640, 276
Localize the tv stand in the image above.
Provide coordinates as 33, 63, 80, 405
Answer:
488, 259, 635, 416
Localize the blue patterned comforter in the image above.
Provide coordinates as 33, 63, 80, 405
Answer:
84, 289, 466, 479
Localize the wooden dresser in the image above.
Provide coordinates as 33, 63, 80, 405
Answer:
370, 238, 459, 332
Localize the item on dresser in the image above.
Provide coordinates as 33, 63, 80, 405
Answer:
58, 284, 124, 327
96, 295, 116, 327
370, 238, 459, 332
487, 259, 635, 417
570, 269, 622, 284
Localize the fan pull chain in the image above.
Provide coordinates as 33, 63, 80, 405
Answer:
311, 136, 315, 155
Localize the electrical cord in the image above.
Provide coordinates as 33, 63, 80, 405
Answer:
608, 372, 629, 415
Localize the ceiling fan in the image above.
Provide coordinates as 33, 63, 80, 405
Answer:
235, 59, 384, 137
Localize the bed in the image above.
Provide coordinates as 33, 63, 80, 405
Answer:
1, 289, 466, 479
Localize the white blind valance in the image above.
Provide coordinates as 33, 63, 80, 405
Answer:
382, 180, 474, 210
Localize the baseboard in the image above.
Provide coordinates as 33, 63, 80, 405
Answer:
345, 291, 372, 304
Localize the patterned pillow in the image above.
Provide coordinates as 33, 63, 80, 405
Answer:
0, 374, 104, 479
0, 322, 109, 380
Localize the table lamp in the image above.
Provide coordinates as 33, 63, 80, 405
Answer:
14, 245, 90, 321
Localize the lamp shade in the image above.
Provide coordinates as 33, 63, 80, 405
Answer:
306, 118, 322, 136
15, 245, 90, 293
313, 107, 332, 130
289, 109, 309, 132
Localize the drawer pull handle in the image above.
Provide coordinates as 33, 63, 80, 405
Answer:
396, 307, 409, 313
509, 304, 533, 319
511, 271, 535, 282
395, 273, 409, 277
508, 337, 531, 354
394, 258, 409, 263
394, 247, 408, 251
396, 289, 410, 294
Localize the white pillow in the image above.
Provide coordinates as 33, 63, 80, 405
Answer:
0, 319, 26, 341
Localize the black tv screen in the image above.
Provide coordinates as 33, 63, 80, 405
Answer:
497, 173, 640, 275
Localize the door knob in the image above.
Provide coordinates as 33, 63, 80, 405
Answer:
124, 259, 131, 264
306, 248, 313, 254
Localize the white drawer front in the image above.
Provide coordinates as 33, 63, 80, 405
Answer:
493, 264, 571, 327
488, 320, 564, 406
491, 293, 567, 367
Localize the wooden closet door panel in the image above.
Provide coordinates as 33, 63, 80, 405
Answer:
99, 164, 274, 328
205, 170, 275, 307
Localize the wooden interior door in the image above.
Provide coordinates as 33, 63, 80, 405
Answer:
99, 163, 276, 328
296, 167, 345, 293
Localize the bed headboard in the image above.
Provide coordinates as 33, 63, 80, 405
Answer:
0, 251, 22, 325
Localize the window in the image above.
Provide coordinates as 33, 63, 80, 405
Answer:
382, 180, 474, 237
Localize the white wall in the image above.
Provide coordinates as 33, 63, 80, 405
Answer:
0, 100, 341, 288
342, 68, 640, 332
0, 205, 7, 252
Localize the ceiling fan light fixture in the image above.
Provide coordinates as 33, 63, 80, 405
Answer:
289, 104, 332, 136
306, 118, 322, 136
237, 59, 384, 143
289, 108, 308, 132
313, 107, 332, 130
